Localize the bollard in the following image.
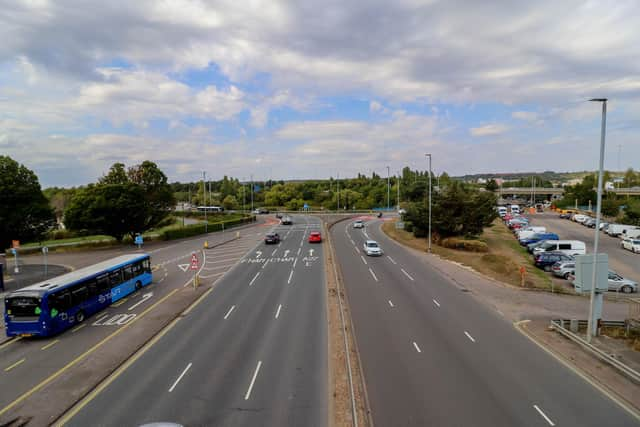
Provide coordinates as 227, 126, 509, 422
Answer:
204, 240, 209, 249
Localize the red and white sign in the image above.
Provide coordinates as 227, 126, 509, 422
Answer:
190, 253, 199, 270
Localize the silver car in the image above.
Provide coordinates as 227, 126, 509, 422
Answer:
551, 261, 575, 280
608, 271, 638, 293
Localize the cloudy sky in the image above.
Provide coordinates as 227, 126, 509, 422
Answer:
1, 0, 639, 187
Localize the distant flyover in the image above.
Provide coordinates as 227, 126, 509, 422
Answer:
495, 187, 640, 197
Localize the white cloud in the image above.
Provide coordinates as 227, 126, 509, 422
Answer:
470, 124, 509, 137
512, 111, 538, 121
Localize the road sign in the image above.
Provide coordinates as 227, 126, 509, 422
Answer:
190, 253, 199, 270
42, 247, 48, 254
134, 235, 144, 247
12, 240, 19, 249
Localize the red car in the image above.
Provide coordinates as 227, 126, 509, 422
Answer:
308, 231, 322, 243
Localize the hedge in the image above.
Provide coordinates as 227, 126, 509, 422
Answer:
440, 237, 489, 252
160, 215, 255, 240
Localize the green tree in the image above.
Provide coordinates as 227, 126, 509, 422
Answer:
222, 195, 238, 210
0, 156, 56, 249
622, 199, 640, 226
100, 162, 129, 184
127, 161, 175, 229
485, 179, 499, 192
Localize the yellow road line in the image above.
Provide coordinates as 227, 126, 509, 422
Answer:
111, 298, 128, 308
0, 288, 179, 418
41, 339, 60, 351
0, 337, 21, 350
71, 324, 86, 333
4, 358, 25, 372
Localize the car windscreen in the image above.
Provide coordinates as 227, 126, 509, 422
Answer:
6, 296, 42, 317
367, 242, 378, 248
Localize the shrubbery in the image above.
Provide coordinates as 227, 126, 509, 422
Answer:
160, 216, 255, 240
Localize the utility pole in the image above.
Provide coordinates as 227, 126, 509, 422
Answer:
386, 166, 390, 211
250, 174, 254, 212
203, 171, 208, 233
337, 172, 340, 211
587, 98, 607, 342
397, 171, 401, 210
426, 154, 432, 253
242, 177, 246, 213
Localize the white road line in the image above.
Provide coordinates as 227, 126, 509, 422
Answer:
433, 299, 440, 307
355, 247, 361, 254
350, 239, 355, 245
360, 255, 367, 265
297, 247, 301, 256
262, 259, 270, 269
293, 258, 298, 269
388, 300, 394, 308
244, 361, 262, 400
387, 256, 397, 265
206, 257, 240, 264
533, 405, 555, 426
288, 269, 294, 284
168, 362, 193, 392
275, 304, 282, 319
223, 305, 236, 320
300, 241, 303, 247
464, 331, 476, 343
369, 268, 378, 282
413, 342, 422, 353
271, 249, 277, 256
249, 272, 260, 286
401, 268, 415, 281
496, 309, 505, 317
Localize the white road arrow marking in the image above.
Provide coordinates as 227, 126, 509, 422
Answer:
128, 292, 153, 311
309, 249, 314, 257
284, 249, 290, 258
178, 264, 189, 272
255, 251, 262, 258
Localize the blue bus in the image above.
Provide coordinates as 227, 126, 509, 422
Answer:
4, 254, 152, 337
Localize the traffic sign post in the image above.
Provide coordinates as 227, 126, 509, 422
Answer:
134, 234, 143, 249
42, 246, 49, 277
10, 248, 19, 274
190, 252, 199, 288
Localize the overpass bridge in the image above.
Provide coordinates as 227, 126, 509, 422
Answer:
495, 187, 640, 197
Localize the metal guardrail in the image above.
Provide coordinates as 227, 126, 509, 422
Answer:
550, 319, 640, 384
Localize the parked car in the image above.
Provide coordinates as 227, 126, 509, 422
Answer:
264, 232, 280, 244
534, 252, 574, 271
363, 240, 383, 256
281, 216, 293, 225
520, 232, 559, 246
527, 240, 549, 253
573, 214, 590, 223
583, 218, 596, 228
353, 220, 364, 229
275, 213, 283, 219
551, 261, 575, 279
600, 222, 609, 232
532, 240, 586, 256
559, 213, 571, 219
621, 238, 640, 253
516, 227, 547, 240
607, 271, 637, 293
607, 224, 636, 237
308, 231, 322, 243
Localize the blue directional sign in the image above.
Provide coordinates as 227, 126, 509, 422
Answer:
134, 235, 144, 247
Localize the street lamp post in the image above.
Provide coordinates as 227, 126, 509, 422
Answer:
386, 166, 390, 211
250, 174, 254, 213
397, 171, 401, 210
587, 98, 607, 342
425, 154, 432, 253
202, 171, 208, 233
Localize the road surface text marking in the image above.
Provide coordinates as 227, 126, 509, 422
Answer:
244, 361, 263, 400
533, 405, 555, 426
413, 342, 422, 353
464, 331, 476, 343
224, 305, 236, 320
168, 362, 193, 393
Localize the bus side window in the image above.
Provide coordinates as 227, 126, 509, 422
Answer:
97, 274, 110, 292
143, 259, 151, 273
122, 265, 133, 281
49, 290, 71, 311
71, 285, 89, 305
109, 269, 122, 288
132, 261, 142, 276
87, 279, 98, 297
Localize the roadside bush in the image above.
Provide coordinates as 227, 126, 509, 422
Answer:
404, 221, 414, 232
160, 215, 255, 240
441, 237, 488, 252
47, 229, 79, 240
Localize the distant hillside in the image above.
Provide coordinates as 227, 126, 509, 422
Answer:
453, 170, 624, 184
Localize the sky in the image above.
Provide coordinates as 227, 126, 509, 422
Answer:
1, 0, 640, 187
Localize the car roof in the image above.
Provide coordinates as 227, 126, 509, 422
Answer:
365, 240, 378, 244
310, 231, 321, 234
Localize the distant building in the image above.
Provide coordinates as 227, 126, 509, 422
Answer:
605, 181, 615, 190
476, 178, 487, 184
563, 178, 583, 187
494, 178, 505, 186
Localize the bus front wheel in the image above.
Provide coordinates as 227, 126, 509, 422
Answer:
135, 281, 142, 290
75, 311, 85, 323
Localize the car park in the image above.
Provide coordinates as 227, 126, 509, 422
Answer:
607, 271, 637, 293
281, 216, 293, 225
621, 238, 640, 253
353, 220, 364, 229
551, 261, 575, 279
264, 232, 280, 244
516, 227, 547, 240
308, 231, 322, 243
363, 240, 383, 256
534, 252, 574, 271
532, 240, 586, 256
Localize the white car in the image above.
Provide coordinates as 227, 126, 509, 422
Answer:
363, 240, 383, 256
353, 220, 364, 229
621, 238, 640, 253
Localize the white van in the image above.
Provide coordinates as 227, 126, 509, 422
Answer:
533, 240, 586, 256
510, 205, 520, 214
517, 227, 547, 240
497, 206, 508, 217
621, 227, 640, 239
607, 224, 636, 237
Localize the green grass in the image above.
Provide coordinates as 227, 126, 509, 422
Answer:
22, 235, 115, 248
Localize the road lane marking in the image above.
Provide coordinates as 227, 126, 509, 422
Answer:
533, 405, 555, 426
71, 324, 86, 333
128, 292, 153, 311
275, 304, 282, 319
464, 331, 476, 343
401, 268, 415, 281
288, 269, 294, 284
168, 362, 193, 393
4, 358, 25, 372
41, 339, 60, 351
369, 268, 378, 282
355, 247, 361, 254
249, 272, 260, 286
244, 361, 262, 400
111, 298, 128, 307
293, 257, 298, 268
200, 271, 225, 279
0, 337, 21, 350
92, 313, 110, 325
271, 249, 277, 256
350, 239, 355, 245
223, 305, 236, 320
297, 247, 301, 256
262, 259, 270, 269
387, 256, 397, 265
388, 300, 394, 308
433, 299, 440, 307
412, 342, 422, 353
360, 255, 367, 265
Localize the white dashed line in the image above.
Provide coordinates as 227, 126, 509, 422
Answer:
369, 268, 378, 282
388, 300, 394, 308
360, 255, 367, 265
533, 405, 555, 426
433, 299, 440, 307
464, 331, 476, 343
168, 363, 192, 392
249, 272, 260, 286
387, 256, 397, 265
413, 342, 422, 353
271, 249, 277, 256
401, 268, 414, 281
293, 258, 298, 269
275, 304, 282, 319
297, 247, 301, 256
244, 361, 262, 400
262, 259, 269, 269
288, 269, 293, 284
223, 305, 236, 320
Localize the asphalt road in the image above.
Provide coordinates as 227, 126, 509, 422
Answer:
332, 216, 637, 426
530, 212, 640, 282
64, 215, 327, 427
0, 220, 269, 416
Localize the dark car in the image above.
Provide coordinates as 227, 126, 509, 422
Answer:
275, 213, 283, 219
533, 251, 574, 271
264, 232, 280, 244
281, 216, 293, 225
559, 213, 571, 219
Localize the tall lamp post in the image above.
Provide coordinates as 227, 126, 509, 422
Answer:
386, 166, 390, 211
397, 171, 401, 210
587, 98, 607, 342
425, 154, 432, 253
